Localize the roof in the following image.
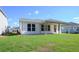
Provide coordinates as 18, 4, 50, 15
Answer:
19, 18, 45, 23
19, 18, 79, 25
19, 18, 66, 24
0, 9, 7, 18
64, 22, 79, 25
45, 19, 67, 24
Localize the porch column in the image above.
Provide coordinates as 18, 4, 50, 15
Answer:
44, 24, 47, 34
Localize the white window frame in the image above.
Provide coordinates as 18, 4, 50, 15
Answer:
27, 24, 36, 31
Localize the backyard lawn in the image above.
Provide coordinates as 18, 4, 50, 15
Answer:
0, 34, 79, 52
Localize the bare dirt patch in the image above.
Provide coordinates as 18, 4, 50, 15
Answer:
0, 36, 5, 37
0, 36, 6, 39
36, 42, 56, 52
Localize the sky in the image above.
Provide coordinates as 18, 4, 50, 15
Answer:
0, 6, 79, 27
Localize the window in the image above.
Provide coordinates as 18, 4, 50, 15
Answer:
41, 25, 44, 31
54, 25, 56, 32
41, 25, 50, 31
27, 24, 31, 31
32, 24, 35, 27
27, 24, 35, 31
32, 24, 35, 31
48, 25, 50, 31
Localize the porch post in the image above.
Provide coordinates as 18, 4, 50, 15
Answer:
44, 23, 47, 35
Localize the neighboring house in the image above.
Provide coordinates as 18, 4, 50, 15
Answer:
0, 9, 8, 35
19, 18, 66, 34
61, 22, 79, 33
9, 27, 20, 33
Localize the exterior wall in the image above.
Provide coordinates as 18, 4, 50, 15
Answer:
20, 22, 41, 34
20, 21, 61, 34
0, 11, 8, 35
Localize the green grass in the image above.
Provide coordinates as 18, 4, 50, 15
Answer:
0, 34, 79, 52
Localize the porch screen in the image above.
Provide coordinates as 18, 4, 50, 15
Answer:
54, 25, 56, 32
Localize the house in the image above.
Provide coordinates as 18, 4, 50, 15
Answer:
19, 18, 79, 34
61, 22, 79, 33
19, 18, 66, 34
9, 27, 20, 33
0, 9, 8, 35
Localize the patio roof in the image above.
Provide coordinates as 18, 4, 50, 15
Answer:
45, 19, 67, 24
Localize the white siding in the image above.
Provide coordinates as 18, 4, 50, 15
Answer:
20, 22, 41, 34
0, 11, 8, 35
25, 23, 41, 34
20, 21, 60, 34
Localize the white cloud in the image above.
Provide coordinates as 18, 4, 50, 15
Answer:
28, 12, 32, 16
73, 17, 79, 23
73, 17, 79, 19
35, 10, 39, 14
27, 10, 39, 16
